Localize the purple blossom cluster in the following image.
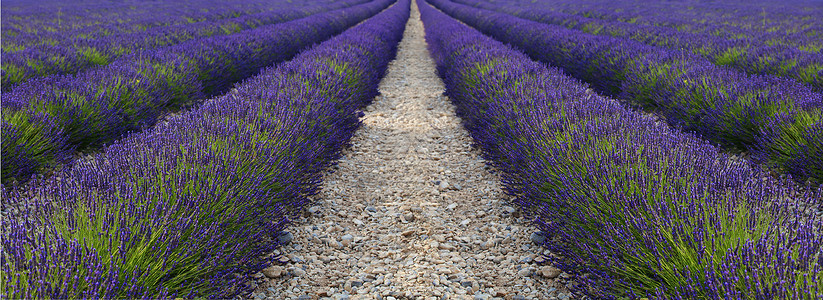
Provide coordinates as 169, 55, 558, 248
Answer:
1, 0, 371, 89
429, 0, 823, 184
1, 0, 409, 297
453, 0, 823, 91
1, 0, 394, 186
419, 0, 823, 298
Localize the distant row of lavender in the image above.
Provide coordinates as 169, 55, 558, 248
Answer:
419, 0, 823, 298
454, 0, 823, 91
479, 0, 823, 53
1, 0, 277, 51
1, 0, 370, 89
577, 0, 823, 52
430, 0, 823, 184
1, 0, 394, 186
1, 0, 408, 297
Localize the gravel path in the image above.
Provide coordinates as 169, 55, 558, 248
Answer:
247, 2, 577, 299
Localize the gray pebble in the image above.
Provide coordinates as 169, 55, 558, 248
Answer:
308, 206, 321, 214
530, 231, 547, 245
277, 231, 294, 245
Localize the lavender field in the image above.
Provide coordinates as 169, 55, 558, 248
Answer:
1, 0, 821, 298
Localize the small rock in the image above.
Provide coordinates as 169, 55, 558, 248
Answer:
460, 219, 471, 226
276, 255, 290, 264
530, 231, 547, 245
474, 293, 490, 300
341, 234, 353, 241
447, 203, 458, 210
308, 206, 321, 214
403, 213, 415, 222
351, 280, 363, 287
439, 180, 450, 190
461, 281, 472, 288
512, 295, 528, 300
517, 268, 531, 277
297, 296, 312, 300
366, 206, 377, 213
353, 219, 364, 226
262, 266, 283, 278
453, 183, 462, 191
333, 293, 350, 300
540, 266, 561, 279
439, 243, 456, 251
277, 231, 294, 245
502, 206, 516, 214
293, 268, 306, 277
401, 229, 415, 237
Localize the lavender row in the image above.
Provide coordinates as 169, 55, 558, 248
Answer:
453, 0, 823, 91
430, 0, 823, 184
2, 0, 275, 52
575, 0, 823, 52
0, 0, 408, 297
1, 0, 369, 89
481, 0, 823, 53
419, 0, 823, 298
0, 0, 394, 186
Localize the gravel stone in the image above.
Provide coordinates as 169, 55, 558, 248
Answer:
530, 231, 547, 245
262, 266, 283, 279
541, 266, 562, 279
308, 206, 322, 214
277, 231, 294, 245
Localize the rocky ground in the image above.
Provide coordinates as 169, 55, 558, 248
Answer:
243, 2, 581, 299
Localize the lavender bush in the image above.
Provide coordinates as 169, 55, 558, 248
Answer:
1, 0, 394, 186
420, 0, 823, 298
0, 0, 409, 297
429, 0, 823, 184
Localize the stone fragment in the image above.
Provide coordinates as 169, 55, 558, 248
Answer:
262, 266, 283, 278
